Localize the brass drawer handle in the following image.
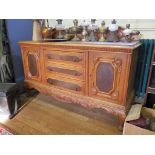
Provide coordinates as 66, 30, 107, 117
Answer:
73, 57, 81, 62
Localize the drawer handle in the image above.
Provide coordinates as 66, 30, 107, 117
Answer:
48, 68, 53, 71
73, 57, 81, 62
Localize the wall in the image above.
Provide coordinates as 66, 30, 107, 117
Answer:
6, 19, 33, 84
48, 19, 155, 39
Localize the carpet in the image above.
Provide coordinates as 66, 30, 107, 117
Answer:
0, 124, 13, 135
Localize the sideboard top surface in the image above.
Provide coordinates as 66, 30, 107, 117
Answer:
19, 41, 141, 52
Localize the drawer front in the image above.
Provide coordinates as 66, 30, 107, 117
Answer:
44, 48, 85, 66
45, 61, 85, 80
46, 76, 86, 95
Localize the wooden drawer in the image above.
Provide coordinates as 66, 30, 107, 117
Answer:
45, 61, 85, 81
43, 48, 85, 67
45, 75, 86, 95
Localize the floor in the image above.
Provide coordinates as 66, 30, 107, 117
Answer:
0, 92, 121, 135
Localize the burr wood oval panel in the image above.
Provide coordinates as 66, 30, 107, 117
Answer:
96, 62, 114, 93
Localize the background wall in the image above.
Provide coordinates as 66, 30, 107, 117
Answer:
48, 19, 155, 39
6, 19, 33, 85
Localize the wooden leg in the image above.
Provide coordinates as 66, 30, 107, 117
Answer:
118, 114, 126, 131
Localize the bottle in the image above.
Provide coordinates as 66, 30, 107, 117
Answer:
32, 19, 42, 41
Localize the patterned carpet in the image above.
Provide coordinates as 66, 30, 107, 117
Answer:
0, 124, 13, 135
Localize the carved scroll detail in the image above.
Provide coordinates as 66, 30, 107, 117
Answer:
111, 59, 122, 99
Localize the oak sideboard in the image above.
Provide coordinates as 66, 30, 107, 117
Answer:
19, 41, 141, 128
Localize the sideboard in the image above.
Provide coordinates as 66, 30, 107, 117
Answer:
19, 41, 141, 128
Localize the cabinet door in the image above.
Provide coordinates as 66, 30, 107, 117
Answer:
21, 47, 41, 81
89, 51, 128, 104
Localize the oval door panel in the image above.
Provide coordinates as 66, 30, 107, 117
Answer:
96, 62, 114, 93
